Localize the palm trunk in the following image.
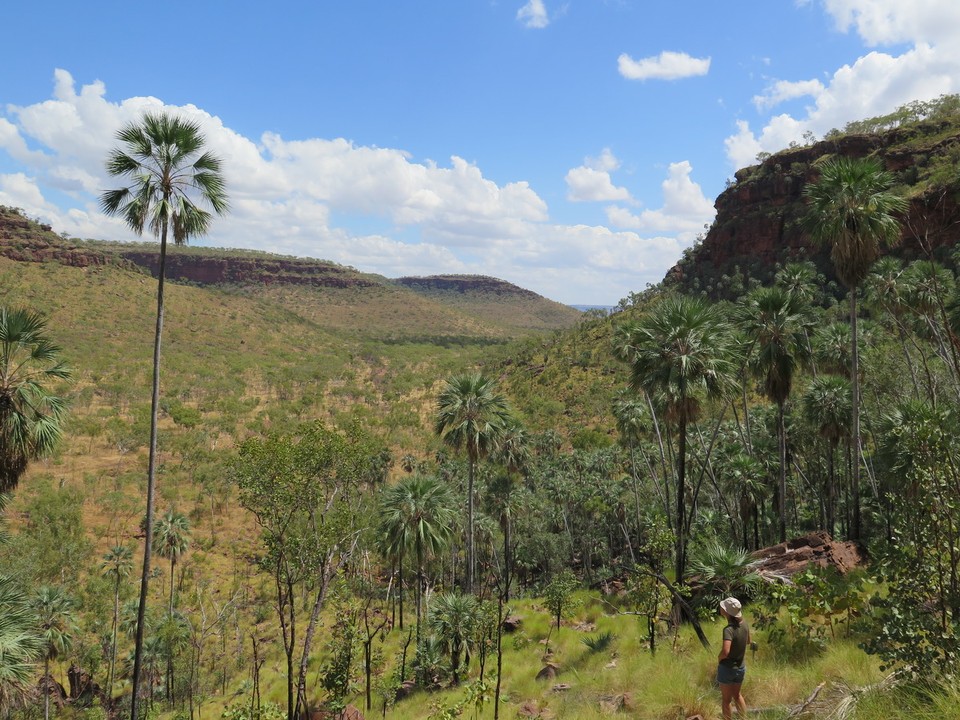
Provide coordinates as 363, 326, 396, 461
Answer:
108, 584, 119, 703
467, 457, 475, 594
850, 292, 862, 541
44, 656, 50, 720
131, 222, 168, 720
778, 402, 787, 542
675, 418, 687, 583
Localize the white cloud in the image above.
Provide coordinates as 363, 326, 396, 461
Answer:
618, 51, 711, 81
822, 0, 960, 46
726, 28, 960, 169
604, 161, 715, 235
565, 149, 632, 203
753, 79, 825, 110
0, 69, 697, 304
516, 0, 549, 29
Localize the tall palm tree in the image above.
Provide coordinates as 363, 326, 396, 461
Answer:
101, 544, 134, 703
377, 475, 457, 647
0, 308, 71, 494
804, 156, 906, 540
153, 509, 190, 702
101, 112, 227, 720
435, 373, 511, 594
616, 296, 737, 582
153, 509, 191, 615
488, 418, 528, 600
738, 286, 813, 542
33, 586, 75, 720
801, 375, 851, 537
0, 573, 43, 714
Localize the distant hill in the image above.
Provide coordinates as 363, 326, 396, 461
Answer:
670, 96, 960, 297
0, 206, 579, 337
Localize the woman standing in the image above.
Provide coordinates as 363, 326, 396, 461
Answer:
717, 596, 750, 719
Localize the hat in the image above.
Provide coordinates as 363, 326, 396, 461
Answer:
720, 597, 742, 618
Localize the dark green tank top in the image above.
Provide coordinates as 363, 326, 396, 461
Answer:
720, 620, 749, 668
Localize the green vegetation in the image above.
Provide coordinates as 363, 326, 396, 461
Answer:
5, 103, 960, 720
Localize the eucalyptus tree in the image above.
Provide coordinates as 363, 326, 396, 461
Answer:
101, 112, 228, 720
33, 586, 76, 720
435, 373, 512, 594
101, 544, 134, 703
738, 285, 813, 541
377, 474, 457, 645
615, 295, 737, 582
804, 156, 907, 540
233, 421, 380, 720
0, 307, 71, 494
902, 260, 960, 390
801, 376, 851, 537
0, 573, 43, 714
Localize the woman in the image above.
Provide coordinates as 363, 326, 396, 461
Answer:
717, 596, 750, 719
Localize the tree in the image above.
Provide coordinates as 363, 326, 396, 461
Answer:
801, 376, 851, 536
0, 307, 71, 494
428, 592, 479, 685
153, 509, 191, 615
738, 286, 813, 541
804, 156, 906, 540
543, 569, 579, 631
101, 544, 134, 703
377, 474, 457, 645
32, 586, 76, 720
435, 373, 511, 594
488, 418, 529, 600
0, 573, 43, 713
233, 421, 381, 720
615, 295, 737, 581
101, 112, 228, 720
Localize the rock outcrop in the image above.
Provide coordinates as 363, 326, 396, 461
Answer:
669, 120, 960, 296
752, 531, 867, 580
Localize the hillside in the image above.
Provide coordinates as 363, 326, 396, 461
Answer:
671, 99, 960, 296
0, 206, 580, 337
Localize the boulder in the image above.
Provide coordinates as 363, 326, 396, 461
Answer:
752, 532, 867, 579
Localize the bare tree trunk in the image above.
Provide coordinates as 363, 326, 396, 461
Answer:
131, 224, 168, 720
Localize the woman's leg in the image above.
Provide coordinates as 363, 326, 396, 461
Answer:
733, 682, 746, 716
720, 683, 736, 720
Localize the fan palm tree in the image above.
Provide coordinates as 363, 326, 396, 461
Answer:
101, 111, 227, 720
435, 373, 511, 594
153, 509, 191, 615
804, 156, 906, 540
0, 573, 43, 714
489, 417, 528, 600
801, 376, 851, 537
0, 308, 71, 494
738, 286, 813, 542
33, 586, 76, 720
427, 592, 479, 685
378, 474, 457, 647
101, 544, 134, 703
616, 295, 737, 582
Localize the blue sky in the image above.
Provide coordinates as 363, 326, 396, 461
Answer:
1, 1, 958, 305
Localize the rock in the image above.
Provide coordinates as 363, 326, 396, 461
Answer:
752, 532, 867, 578
551, 683, 572, 692
503, 615, 523, 632
536, 664, 559, 681
395, 680, 417, 699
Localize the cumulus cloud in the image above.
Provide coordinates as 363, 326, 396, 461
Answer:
565, 149, 632, 203
753, 79, 825, 110
604, 161, 715, 235
516, 0, 549, 28
822, 0, 960, 46
0, 69, 699, 304
618, 51, 711, 81
724, 1, 960, 172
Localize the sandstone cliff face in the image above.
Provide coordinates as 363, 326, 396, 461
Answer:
395, 274, 540, 298
670, 121, 960, 295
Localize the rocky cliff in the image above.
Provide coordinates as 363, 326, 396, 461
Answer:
670, 119, 960, 296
